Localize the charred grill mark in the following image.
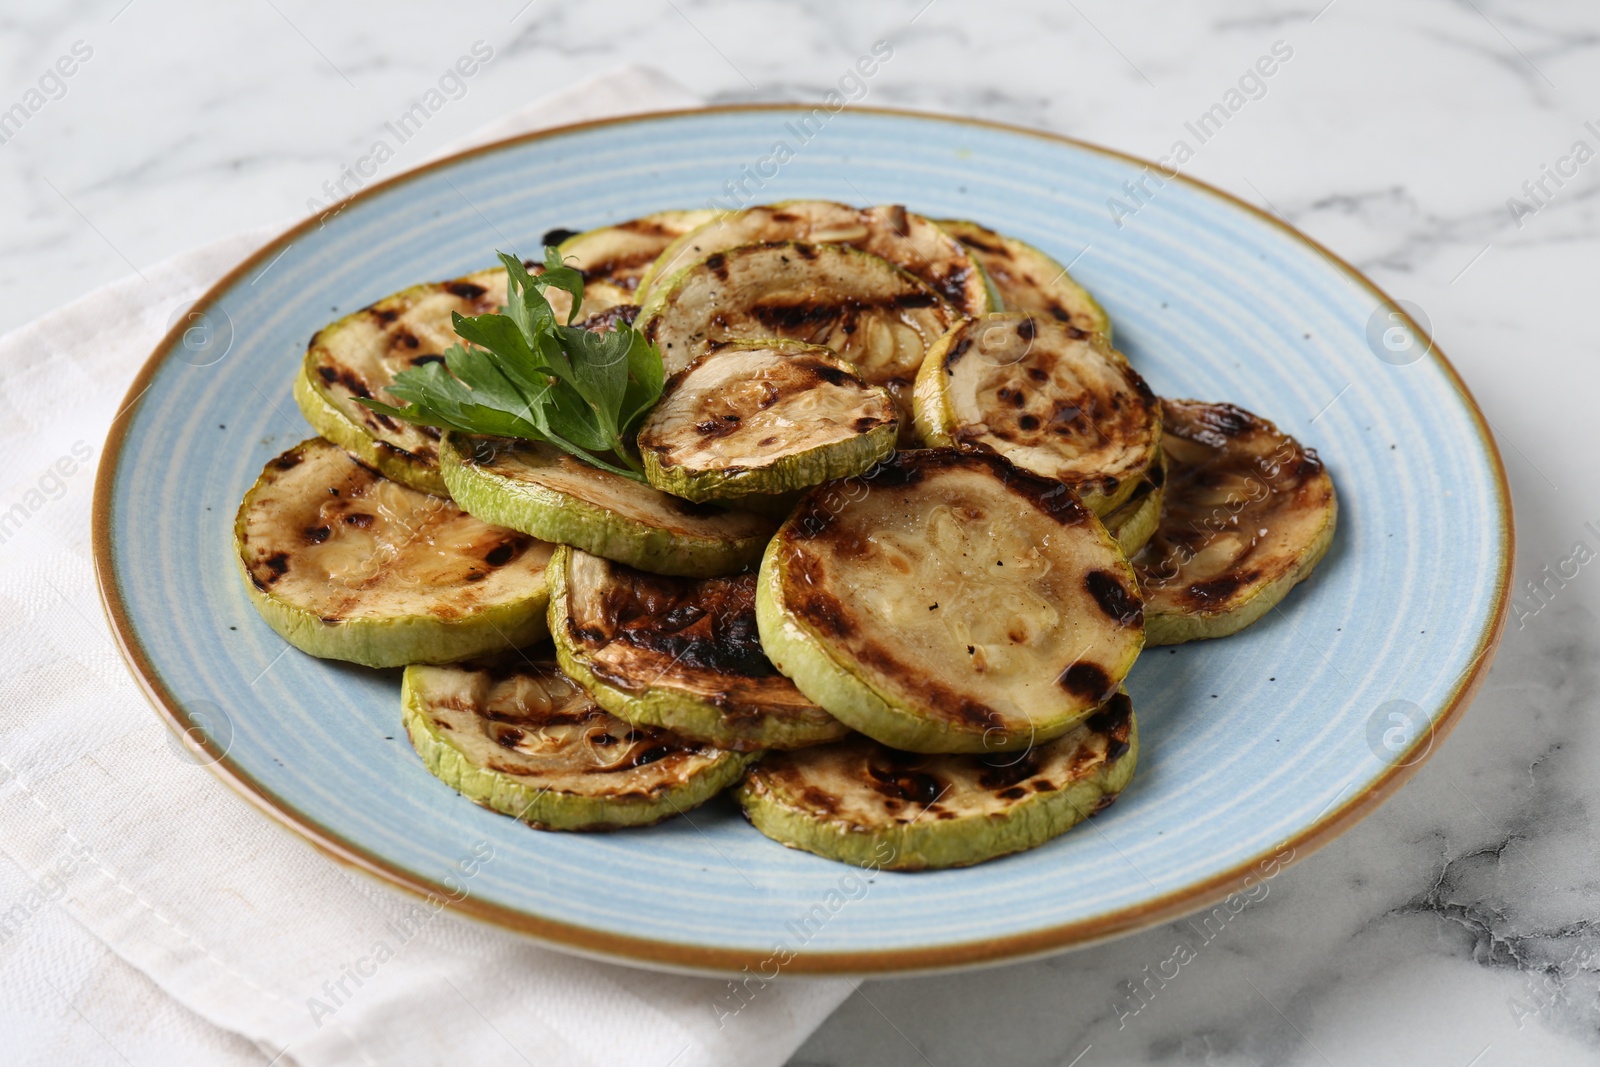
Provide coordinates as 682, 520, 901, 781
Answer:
800, 786, 839, 814
495, 728, 525, 750
996, 786, 1027, 800
750, 301, 842, 333
1086, 692, 1134, 756
704, 252, 729, 281
810, 360, 853, 387
262, 552, 290, 580
977, 750, 1040, 789
853, 415, 885, 433
1059, 661, 1114, 702
316, 363, 372, 399
867, 763, 944, 805
893, 291, 938, 309
541, 227, 579, 247
1085, 570, 1143, 627
958, 232, 1006, 256
410, 353, 446, 367
695, 418, 740, 439
630, 745, 673, 767
304, 525, 331, 545
1184, 570, 1259, 605
581, 304, 640, 332
446, 281, 488, 301
394, 329, 421, 350
944, 336, 973, 368
271, 451, 303, 471
370, 306, 399, 325
1016, 317, 1036, 341
344, 512, 375, 528
793, 243, 819, 261
485, 541, 517, 567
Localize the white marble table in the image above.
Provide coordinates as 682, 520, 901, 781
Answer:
4, 1, 1596, 1064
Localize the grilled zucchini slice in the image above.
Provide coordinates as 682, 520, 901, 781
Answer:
549, 546, 848, 751
737, 691, 1137, 870
637, 341, 898, 502
440, 434, 777, 578
556, 209, 716, 294
1102, 451, 1165, 556
1133, 400, 1337, 645
912, 312, 1161, 515
937, 219, 1111, 340
235, 439, 553, 667
403, 655, 754, 830
640, 201, 992, 316
637, 241, 961, 431
757, 449, 1145, 754
297, 268, 629, 495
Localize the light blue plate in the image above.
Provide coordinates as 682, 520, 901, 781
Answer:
94, 107, 1511, 974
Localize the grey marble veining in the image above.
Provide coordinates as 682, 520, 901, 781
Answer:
2, 1, 1597, 1064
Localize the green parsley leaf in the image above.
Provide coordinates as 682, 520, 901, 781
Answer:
358, 247, 664, 481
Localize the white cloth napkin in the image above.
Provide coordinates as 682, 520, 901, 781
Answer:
0, 66, 854, 1067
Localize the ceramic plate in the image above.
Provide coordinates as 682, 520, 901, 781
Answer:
94, 107, 1511, 974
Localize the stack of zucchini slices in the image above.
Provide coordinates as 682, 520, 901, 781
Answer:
236, 200, 1337, 871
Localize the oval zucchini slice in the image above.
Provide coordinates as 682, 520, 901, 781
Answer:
640, 201, 992, 316
757, 448, 1145, 754
297, 267, 630, 495
638, 341, 898, 502
912, 312, 1161, 515
549, 546, 849, 751
637, 241, 961, 432
440, 433, 777, 578
403, 655, 755, 830
1102, 451, 1166, 556
1133, 400, 1337, 645
937, 219, 1111, 341
737, 692, 1138, 870
556, 209, 717, 295
235, 438, 553, 667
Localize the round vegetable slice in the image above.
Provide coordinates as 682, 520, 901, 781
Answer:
757, 448, 1146, 754
297, 267, 629, 495
937, 218, 1111, 340
1133, 400, 1337, 645
403, 654, 755, 831
637, 241, 961, 433
737, 691, 1138, 870
235, 438, 553, 667
549, 546, 849, 751
912, 312, 1161, 515
555, 209, 716, 294
440, 433, 777, 578
1102, 451, 1166, 556
639, 200, 992, 316
637, 341, 898, 502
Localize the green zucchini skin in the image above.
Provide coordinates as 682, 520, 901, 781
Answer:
936, 218, 1111, 341
293, 366, 449, 496
756, 449, 1146, 755
403, 657, 755, 831
235, 439, 552, 668
638, 341, 899, 502
737, 694, 1138, 870
548, 546, 849, 751
1102, 451, 1166, 557
440, 434, 777, 579
1133, 400, 1337, 646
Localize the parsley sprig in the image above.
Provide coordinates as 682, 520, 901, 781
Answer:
359, 249, 664, 481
